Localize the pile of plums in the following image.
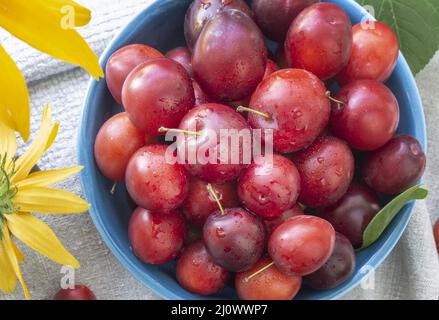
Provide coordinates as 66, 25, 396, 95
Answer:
94, 0, 427, 300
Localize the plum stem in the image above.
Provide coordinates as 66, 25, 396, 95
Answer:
206, 183, 225, 215
236, 106, 272, 121
110, 182, 117, 195
325, 91, 345, 105
244, 261, 275, 283
298, 202, 307, 210
158, 127, 201, 136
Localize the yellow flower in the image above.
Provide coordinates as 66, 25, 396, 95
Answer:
0, 0, 103, 141
0, 104, 90, 299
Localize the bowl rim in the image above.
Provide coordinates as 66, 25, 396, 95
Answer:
78, 0, 427, 300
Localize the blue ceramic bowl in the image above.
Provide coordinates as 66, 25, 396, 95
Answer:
78, 0, 427, 300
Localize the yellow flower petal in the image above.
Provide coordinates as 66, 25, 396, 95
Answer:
0, 230, 17, 294
11, 240, 24, 263
0, 103, 16, 133
0, 0, 103, 79
17, 166, 83, 188
0, 121, 17, 170
36, 0, 92, 27
2, 227, 29, 299
12, 105, 57, 183
0, 44, 30, 141
5, 212, 80, 269
45, 122, 59, 152
13, 186, 90, 214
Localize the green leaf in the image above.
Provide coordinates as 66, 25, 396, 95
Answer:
359, 185, 428, 250
356, 0, 439, 74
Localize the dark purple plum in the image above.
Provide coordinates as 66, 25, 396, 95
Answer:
252, 0, 318, 41
203, 208, 265, 272
184, 0, 252, 50
318, 182, 381, 247
192, 9, 267, 101
362, 135, 426, 195
304, 232, 356, 289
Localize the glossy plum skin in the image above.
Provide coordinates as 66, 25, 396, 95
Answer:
238, 154, 301, 219
192, 9, 267, 101
122, 58, 195, 135
304, 233, 356, 290
330, 80, 400, 151
337, 22, 399, 85
269, 215, 336, 276
125, 144, 189, 213
94, 112, 144, 181
285, 3, 353, 81
293, 136, 355, 208
184, 0, 252, 50
264, 59, 280, 79
105, 44, 162, 104
182, 178, 240, 225
252, 0, 318, 41
176, 241, 229, 295
235, 257, 302, 300
362, 135, 426, 195
177, 103, 251, 183
434, 219, 439, 253
229, 60, 279, 108
193, 80, 213, 107
264, 205, 304, 236
128, 207, 185, 265
203, 208, 265, 272
319, 183, 380, 247
248, 69, 330, 154
54, 285, 96, 300
166, 47, 193, 77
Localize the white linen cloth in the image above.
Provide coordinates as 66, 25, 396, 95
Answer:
0, 0, 438, 300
